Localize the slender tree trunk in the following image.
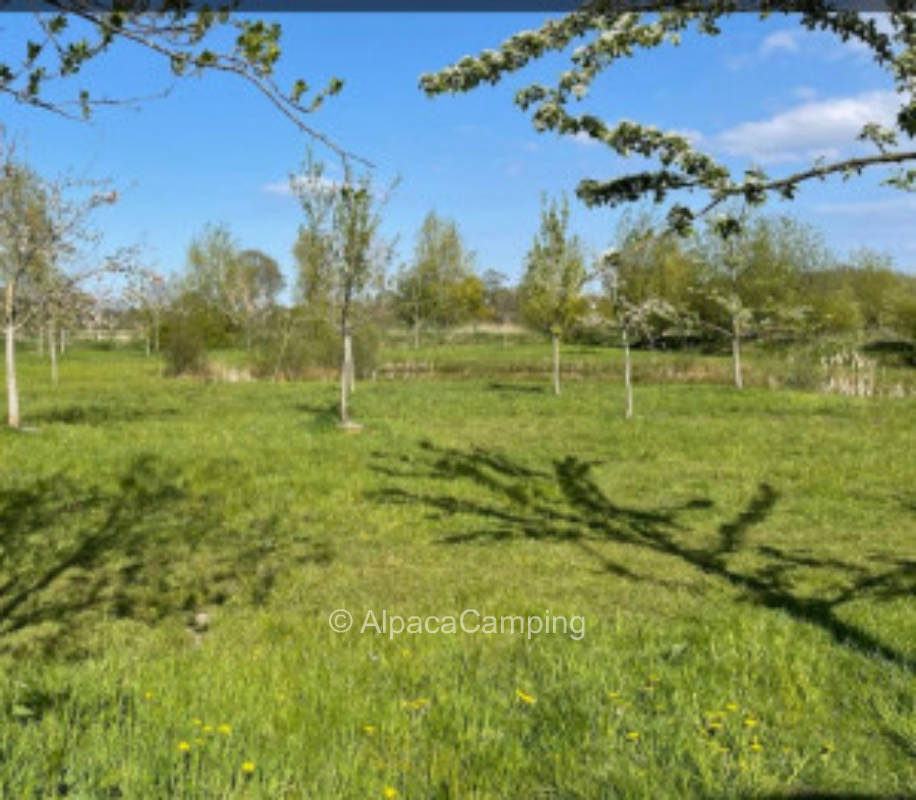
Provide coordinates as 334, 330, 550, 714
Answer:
37, 326, 44, 357
413, 318, 420, 349
732, 318, 743, 390
340, 302, 352, 426
153, 310, 160, 353
551, 331, 560, 396
145, 330, 151, 357
623, 327, 633, 419
5, 283, 19, 428
49, 319, 59, 387
347, 341, 356, 395
60, 328, 67, 354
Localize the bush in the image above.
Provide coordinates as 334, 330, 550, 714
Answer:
254, 308, 381, 380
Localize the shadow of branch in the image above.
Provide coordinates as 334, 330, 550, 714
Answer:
369, 441, 913, 672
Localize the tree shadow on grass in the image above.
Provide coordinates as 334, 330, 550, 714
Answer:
0, 454, 330, 657
369, 440, 914, 671
485, 382, 546, 394
32, 404, 181, 426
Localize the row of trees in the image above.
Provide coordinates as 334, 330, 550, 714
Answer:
4, 145, 914, 430
513, 196, 916, 405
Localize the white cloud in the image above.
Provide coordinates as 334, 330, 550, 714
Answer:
716, 89, 900, 164
760, 29, 801, 56
262, 174, 339, 196
792, 86, 818, 101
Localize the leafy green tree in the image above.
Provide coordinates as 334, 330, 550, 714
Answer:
183, 224, 283, 349
690, 213, 822, 388
291, 156, 395, 426
518, 194, 587, 395
396, 212, 476, 346
846, 249, 900, 330
421, 4, 915, 234
481, 269, 517, 326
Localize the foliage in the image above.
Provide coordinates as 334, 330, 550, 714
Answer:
518, 194, 587, 335
421, 3, 916, 234
396, 212, 479, 332
253, 307, 381, 381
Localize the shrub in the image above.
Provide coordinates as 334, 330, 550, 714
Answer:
254, 308, 381, 380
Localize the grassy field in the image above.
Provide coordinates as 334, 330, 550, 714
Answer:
1, 344, 914, 798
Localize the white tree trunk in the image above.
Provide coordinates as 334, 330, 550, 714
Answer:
60, 328, 67, 354
623, 327, 633, 419
49, 320, 59, 387
5, 284, 19, 428
340, 323, 353, 426
37, 326, 44, 357
552, 331, 560, 396
732, 320, 743, 390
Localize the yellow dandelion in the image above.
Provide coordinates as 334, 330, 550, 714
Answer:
383, 787, 399, 799
515, 688, 536, 706
608, 690, 620, 699
241, 761, 255, 774
364, 725, 377, 735
743, 717, 758, 728
706, 720, 723, 731
192, 718, 202, 727
178, 741, 191, 753
399, 648, 411, 658
400, 698, 430, 711
725, 702, 739, 712
144, 691, 154, 700
202, 725, 213, 734
194, 738, 204, 746
626, 731, 640, 741
218, 724, 232, 735
750, 738, 763, 752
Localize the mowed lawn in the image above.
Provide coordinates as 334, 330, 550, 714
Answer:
0, 346, 914, 798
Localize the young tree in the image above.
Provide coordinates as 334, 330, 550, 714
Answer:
123, 268, 171, 357
0, 149, 120, 427
690, 213, 817, 388
518, 195, 587, 396
396, 212, 476, 347
421, 5, 915, 234
291, 156, 395, 427
601, 228, 679, 418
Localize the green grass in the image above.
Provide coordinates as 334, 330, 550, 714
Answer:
1, 344, 914, 798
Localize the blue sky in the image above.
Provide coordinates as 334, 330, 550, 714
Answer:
2, 10, 914, 295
